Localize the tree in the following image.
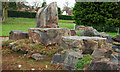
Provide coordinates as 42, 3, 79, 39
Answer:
2, 2, 8, 22
63, 1, 70, 14
73, 2, 120, 28
42, 0, 47, 7
33, 1, 41, 10
8, 2, 17, 10
58, 7, 61, 14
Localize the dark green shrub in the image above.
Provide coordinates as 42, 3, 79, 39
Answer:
8, 10, 73, 20
75, 55, 94, 70
8, 10, 36, 18
58, 15, 73, 20
73, 2, 120, 28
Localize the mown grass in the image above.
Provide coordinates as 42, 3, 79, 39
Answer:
2, 17, 74, 36
2, 17, 117, 37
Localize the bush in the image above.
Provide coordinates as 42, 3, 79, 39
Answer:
8, 10, 73, 20
73, 2, 120, 28
75, 55, 94, 70
58, 15, 73, 20
8, 10, 36, 18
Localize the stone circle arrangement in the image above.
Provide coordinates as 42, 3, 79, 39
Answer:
6, 2, 120, 71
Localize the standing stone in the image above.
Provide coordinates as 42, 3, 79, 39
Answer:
9, 30, 29, 40
28, 28, 71, 46
36, 2, 59, 28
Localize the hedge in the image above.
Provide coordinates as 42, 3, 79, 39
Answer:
8, 10, 73, 20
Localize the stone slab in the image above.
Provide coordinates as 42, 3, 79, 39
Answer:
28, 28, 71, 46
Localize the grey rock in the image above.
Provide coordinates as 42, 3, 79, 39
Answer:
60, 36, 111, 52
112, 35, 120, 42
32, 53, 46, 60
99, 32, 113, 43
86, 58, 119, 71
80, 28, 100, 37
36, 2, 59, 28
28, 28, 71, 46
51, 51, 83, 70
9, 30, 29, 40
91, 49, 107, 58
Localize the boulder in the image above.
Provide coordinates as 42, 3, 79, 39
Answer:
99, 32, 113, 43
113, 35, 120, 42
9, 30, 29, 40
70, 29, 77, 36
80, 28, 100, 37
86, 58, 119, 71
60, 36, 111, 51
31, 53, 46, 60
51, 51, 83, 70
36, 2, 59, 28
91, 49, 108, 58
28, 28, 71, 46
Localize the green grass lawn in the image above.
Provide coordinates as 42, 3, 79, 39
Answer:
2, 17, 117, 37
2, 17, 74, 36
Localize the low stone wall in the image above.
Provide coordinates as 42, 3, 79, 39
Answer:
28, 28, 71, 46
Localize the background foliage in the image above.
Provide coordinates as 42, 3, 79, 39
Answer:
73, 2, 120, 32
7, 10, 73, 20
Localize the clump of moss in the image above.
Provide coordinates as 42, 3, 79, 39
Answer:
75, 55, 94, 70
2, 48, 14, 55
13, 44, 32, 54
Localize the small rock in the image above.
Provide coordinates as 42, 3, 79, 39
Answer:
31, 53, 46, 60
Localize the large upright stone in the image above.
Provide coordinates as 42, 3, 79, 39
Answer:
9, 30, 29, 40
36, 2, 58, 28
28, 28, 71, 46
